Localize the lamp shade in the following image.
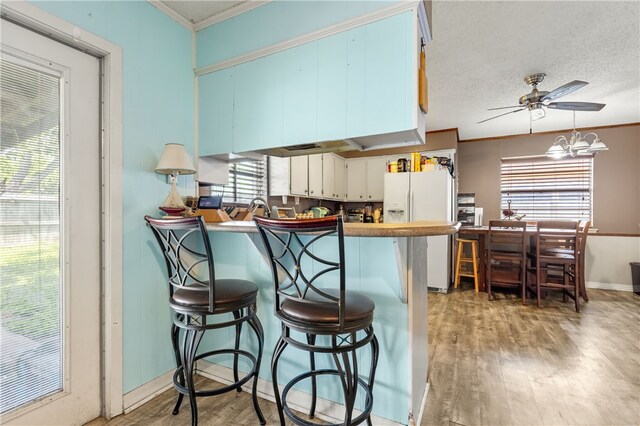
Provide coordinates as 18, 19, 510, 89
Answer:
546, 144, 566, 159
588, 138, 609, 152
155, 143, 196, 175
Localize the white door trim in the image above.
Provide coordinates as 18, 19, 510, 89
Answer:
0, 1, 124, 418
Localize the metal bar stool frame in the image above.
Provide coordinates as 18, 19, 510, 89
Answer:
145, 215, 266, 426
254, 215, 379, 426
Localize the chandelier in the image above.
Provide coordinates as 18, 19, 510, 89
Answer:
546, 111, 608, 159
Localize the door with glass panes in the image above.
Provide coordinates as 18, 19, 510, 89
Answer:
0, 19, 101, 424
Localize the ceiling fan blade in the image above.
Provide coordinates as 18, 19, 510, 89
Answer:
487, 105, 524, 111
477, 108, 527, 124
546, 102, 606, 111
540, 80, 588, 102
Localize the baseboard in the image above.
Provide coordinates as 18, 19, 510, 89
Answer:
586, 281, 633, 292
122, 369, 174, 413
414, 383, 430, 426
196, 360, 403, 426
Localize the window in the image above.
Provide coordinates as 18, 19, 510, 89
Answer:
217, 158, 266, 204
500, 155, 593, 221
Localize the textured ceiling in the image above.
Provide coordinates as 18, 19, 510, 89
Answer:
425, 1, 640, 139
160, 0, 245, 24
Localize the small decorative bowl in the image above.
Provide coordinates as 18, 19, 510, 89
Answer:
159, 206, 186, 216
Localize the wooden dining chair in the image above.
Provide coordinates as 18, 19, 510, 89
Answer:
486, 220, 527, 303
527, 220, 580, 312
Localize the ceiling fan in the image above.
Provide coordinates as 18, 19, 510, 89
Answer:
478, 73, 606, 124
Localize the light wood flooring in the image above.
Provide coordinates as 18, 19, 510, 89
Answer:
88, 288, 640, 426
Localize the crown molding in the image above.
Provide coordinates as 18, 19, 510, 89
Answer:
194, 1, 271, 32
147, 0, 193, 30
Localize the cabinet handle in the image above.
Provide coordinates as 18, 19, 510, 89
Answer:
360, 195, 363, 199
311, 190, 314, 194
368, 195, 371, 198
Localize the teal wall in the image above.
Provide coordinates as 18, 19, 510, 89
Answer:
206, 233, 410, 423
196, 0, 399, 68
30, 1, 195, 393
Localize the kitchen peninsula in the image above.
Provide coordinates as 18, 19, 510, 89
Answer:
200, 219, 459, 425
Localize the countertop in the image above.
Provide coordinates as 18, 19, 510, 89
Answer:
206, 220, 460, 237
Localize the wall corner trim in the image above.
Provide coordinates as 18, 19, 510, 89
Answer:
147, 0, 193, 30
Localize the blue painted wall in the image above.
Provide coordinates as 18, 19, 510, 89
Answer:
204, 233, 410, 423
196, 0, 399, 68
30, 1, 195, 393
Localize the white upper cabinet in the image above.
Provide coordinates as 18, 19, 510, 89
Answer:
308, 154, 323, 198
334, 155, 346, 200
346, 159, 367, 201
322, 153, 335, 199
290, 155, 309, 196
366, 157, 388, 201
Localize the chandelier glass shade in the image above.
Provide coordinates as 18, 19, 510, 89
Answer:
546, 112, 608, 159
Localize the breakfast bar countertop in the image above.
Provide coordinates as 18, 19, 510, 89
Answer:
206, 219, 460, 237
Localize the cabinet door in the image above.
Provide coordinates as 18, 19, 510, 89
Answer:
365, 12, 412, 135
322, 154, 335, 199
346, 158, 367, 201
199, 68, 234, 156
283, 42, 318, 146
317, 32, 348, 142
308, 154, 323, 198
366, 157, 387, 201
334, 155, 346, 200
290, 156, 308, 196
346, 26, 366, 138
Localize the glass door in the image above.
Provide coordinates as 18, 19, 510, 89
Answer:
0, 19, 101, 424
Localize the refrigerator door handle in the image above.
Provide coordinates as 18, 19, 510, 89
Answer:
411, 191, 415, 223
407, 191, 411, 222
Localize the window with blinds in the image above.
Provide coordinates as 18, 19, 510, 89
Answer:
0, 58, 63, 413
500, 155, 593, 221
221, 159, 266, 204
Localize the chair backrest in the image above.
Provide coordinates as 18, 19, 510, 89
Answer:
488, 220, 527, 258
536, 220, 579, 260
253, 216, 346, 329
144, 215, 216, 311
578, 220, 591, 253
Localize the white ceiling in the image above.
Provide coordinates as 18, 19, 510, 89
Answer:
156, 1, 640, 140
426, 1, 640, 139
160, 0, 245, 24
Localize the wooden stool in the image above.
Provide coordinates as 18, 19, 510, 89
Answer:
454, 238, 479, 292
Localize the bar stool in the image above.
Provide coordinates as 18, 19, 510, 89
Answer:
254, 215, 379, 426
145, 216, 265, 426
454, 238, 479, 292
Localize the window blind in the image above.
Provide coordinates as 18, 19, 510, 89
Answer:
0, 58, 63, 413
500, 155, 593, 221
222, 159, 266, 204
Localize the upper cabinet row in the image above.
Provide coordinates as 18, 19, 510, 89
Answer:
199, 11, 422, 157
269, 154, 387, 202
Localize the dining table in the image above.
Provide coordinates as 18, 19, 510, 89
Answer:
458, 224, 539, 292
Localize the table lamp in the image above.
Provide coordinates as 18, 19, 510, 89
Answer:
155, 143, 196, 214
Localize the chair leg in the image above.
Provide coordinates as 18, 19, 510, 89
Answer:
536, 266, 542, 308
366, 331, 380, 426
306, 334, 317, 419
247, 310, 266, 425
580, 261, 589, 302
471, 242, 479, 293
454, 241, 463, 289
182, 327, 205, 426
271, 331, 288, 426
487, 258, 493, 301
232, 310, 242, 392
171, 320, 185, 416
332, 346, 358, 425
521, 261, 526, 305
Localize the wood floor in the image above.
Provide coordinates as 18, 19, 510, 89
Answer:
89, 288, 640, 426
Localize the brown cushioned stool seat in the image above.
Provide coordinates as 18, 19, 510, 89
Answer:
171, 279, 259, 310
281, 289, 374, 325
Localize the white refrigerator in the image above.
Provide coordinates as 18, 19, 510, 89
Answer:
384, 169, 454, 293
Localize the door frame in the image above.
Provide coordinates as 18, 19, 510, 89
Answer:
0, 2, 124, 419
